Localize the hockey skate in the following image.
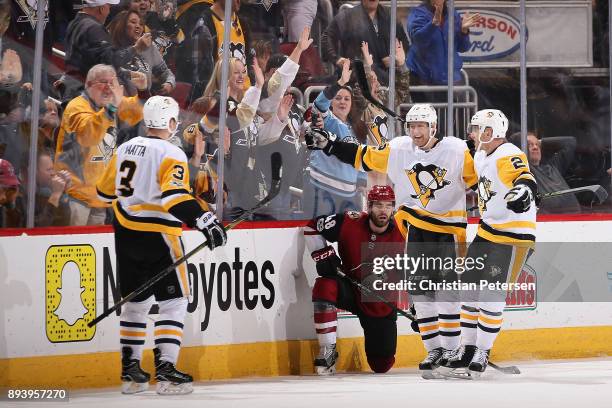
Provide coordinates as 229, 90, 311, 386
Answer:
154, 348, 193, 395
419, 347, 444, 379
314, 344, 338, 375
437, 345, 477, 379
120, 347, 150, 394
468, 348, 490, 379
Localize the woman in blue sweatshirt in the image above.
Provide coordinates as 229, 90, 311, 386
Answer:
304, 60, 367, 218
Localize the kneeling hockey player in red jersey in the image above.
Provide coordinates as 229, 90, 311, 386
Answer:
304, 185, 405, 375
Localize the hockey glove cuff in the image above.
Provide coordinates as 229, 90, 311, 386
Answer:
311, 245, 342, 277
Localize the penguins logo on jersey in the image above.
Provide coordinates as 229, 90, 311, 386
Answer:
16, 0, 49, 29
368, 115, 388, 146
407, 163, 451, 207
91, 127, 117, 162
477, 175, 496, 212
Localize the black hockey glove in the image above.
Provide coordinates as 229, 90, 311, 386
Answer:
311, 245, 342, 278
504, 185, 533, 213
305, 127, 337, 156
195, 211, 227, 250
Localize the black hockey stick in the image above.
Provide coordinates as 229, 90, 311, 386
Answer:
88, 153, 283, 328
337, 266, 520, 375
467, 184, 608, 212
353, 59, 406, 123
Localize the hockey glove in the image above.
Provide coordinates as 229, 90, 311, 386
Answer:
504, 184, 533, 213
195, 211, 227, 250
305, 128, 337, 156
311, 245, 342, 277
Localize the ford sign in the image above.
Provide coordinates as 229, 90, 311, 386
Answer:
459, 10, 526, 62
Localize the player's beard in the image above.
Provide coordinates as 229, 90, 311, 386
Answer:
370, 213, 389, 228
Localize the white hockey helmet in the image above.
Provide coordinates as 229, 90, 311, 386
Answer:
469, 109, 508, 143
143, 96, 180, 132
405, 103, 438, 140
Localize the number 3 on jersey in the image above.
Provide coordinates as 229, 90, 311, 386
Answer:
118, 160, 137, 197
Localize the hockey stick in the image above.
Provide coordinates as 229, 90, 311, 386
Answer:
337, 266, 520, 375
467, 184, 608, 212
334, 267, 416, 321
489, 362, 521, 374
87, 153, 283, 328
353, 59, 405, 123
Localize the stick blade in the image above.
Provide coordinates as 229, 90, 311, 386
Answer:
590, 185, 608, 204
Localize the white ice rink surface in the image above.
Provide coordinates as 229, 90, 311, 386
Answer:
8, 359, 612, 408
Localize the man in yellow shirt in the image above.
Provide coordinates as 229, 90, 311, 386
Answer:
55, 64, 143, 225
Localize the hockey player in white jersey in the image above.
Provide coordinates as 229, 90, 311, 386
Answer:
96, 96, 227, 394
305, 103, 478, 377
440, 109, 537, 378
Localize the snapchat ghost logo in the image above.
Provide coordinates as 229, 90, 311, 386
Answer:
53, 262, 88, 325
46, 245, 96, 343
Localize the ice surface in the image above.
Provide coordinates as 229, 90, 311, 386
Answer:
8, 359, 612, 408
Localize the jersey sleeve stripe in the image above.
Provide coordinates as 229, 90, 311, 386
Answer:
478, 220, 535, 243
359, 146, 372, 172
164, 194, 196, 212
96, 187, 116, 202
161, 188, 191, 198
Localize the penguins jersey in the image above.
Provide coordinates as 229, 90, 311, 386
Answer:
474, 143, 537, 243
96, 136, 206, 236
354, 136, 477, 240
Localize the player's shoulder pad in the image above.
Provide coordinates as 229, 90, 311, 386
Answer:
388, 135, 413, 150
161, 140, 189, 163
441, 136, 469, 151
497, 142, 524, 156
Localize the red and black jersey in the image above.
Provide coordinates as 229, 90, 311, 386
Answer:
305, 211, 405, 317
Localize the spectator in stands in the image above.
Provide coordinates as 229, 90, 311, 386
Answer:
176, 0, 252, 104
510, 132, 581, 214
321, 0, 409, 87
406, 0, 479, 86
305, 60, 367, 218
252, 39, 273, 78
281, 0, 317, 43
55, 64, 143, 226
128, 0, 151, 18
145, 0, 185, 65
15, 98, 61, 170
353, 40, 411, 143
34, 151, 71, 227
63, 0, 150, 100
256, 54, 310, 219
109, 10, 176, 96
0, 158, 20, 227
37, 99, 61, 154
353, 40, 410, 186
195, 56, 264, 219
